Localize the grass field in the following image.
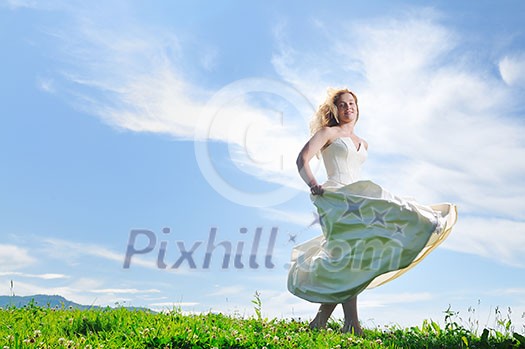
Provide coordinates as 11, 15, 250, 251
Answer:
1, 297, 524, 348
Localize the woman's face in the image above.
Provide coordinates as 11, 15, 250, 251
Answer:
336, 93, 358, 124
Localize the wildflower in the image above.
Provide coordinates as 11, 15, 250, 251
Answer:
34, 330, 42, 337
6, 335, 14, 342
375, 339, 383, 345
273, 335, 279, 342
3, 346, 10, 349
58, 338, 66, 344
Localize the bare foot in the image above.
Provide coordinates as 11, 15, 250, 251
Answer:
309, 314, 326, 330
342, 321, 363, 336
309, 304, 336, 330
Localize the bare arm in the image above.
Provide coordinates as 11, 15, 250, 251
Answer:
296, 127, 333, 195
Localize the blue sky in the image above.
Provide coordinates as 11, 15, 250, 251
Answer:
1, 0, 525, 329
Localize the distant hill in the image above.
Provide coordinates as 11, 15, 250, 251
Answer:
0, 294, 93, 309
0, 294, 152, 312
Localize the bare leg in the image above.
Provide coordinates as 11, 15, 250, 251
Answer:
342, 296, 363, 336
309, 303, 337, 329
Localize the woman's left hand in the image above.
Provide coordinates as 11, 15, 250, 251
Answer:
310, 184, 324, 195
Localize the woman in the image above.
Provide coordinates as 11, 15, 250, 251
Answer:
288, 88, 457, 335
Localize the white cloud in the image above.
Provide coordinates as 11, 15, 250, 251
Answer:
499, 53, 525, 87
0, 244, 36, 271
91, 288, 161, 294
0, 271, 68, 280
47, 12, 314, 206
443, 216, 525, 268
3, 0, 37, 9
40, 237, 157, 269
2, 0, 66, 11
4, 278, 100, 305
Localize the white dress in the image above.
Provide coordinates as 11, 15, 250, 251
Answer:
287, 137, 457, 303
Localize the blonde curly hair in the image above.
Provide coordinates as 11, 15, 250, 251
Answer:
310, 88, 359, 134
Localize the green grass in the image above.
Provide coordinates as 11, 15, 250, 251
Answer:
1, 300, 524, 348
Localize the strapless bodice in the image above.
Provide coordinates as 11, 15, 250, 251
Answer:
321, 137, 367, 190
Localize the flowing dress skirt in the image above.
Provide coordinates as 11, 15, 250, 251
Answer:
287, 180, 457, 303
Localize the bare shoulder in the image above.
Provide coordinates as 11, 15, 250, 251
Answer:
315, 126, 339, 142
309, 126, 334, 144
361, 138, 369, 150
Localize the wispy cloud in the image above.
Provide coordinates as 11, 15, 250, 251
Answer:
90, 288, 161, 295
37, 7, 312, 205
2, 0, 37, 9
1, 0, 67, 11
499, 53, 525, 87
0, 271, 68, 280
40, 237, 156, 269
443, 216, 525, 268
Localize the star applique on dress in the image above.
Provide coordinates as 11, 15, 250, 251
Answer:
369, 207, 391, 228
392, 222, 408, 239
341, 196, 365, 221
